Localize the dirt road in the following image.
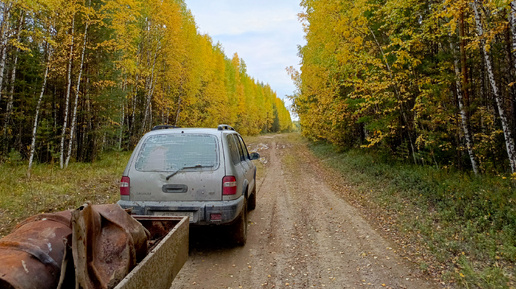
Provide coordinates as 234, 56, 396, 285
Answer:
171, 134, 438, 289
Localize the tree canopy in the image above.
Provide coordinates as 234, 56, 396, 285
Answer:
291, 0, 516, 174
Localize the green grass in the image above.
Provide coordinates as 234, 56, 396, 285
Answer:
309, 142, 516, 288
0, 151, 131, 238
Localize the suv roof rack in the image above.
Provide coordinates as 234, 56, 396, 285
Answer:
151, 125, 179, 131
217, 124, 235, 131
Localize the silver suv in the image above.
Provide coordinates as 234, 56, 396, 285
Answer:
117, 125, 259, 245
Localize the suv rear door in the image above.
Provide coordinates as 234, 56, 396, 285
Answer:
235, 135, 254, 188
129, 133, 224, 202
225, 134, 248, 198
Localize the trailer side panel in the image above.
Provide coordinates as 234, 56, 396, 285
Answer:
114, 216, 189, 289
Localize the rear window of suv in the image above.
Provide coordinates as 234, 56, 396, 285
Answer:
135, 134, 219, 172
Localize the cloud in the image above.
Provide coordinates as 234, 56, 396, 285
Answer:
187, 1, 302, 35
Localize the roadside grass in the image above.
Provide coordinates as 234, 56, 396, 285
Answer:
309, 142, 515, 288
0, 151, 131, 238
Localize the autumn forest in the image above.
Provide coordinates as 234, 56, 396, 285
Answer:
291, 0, 516, 175
0, 0, 292, 170
4, 0, 516, 177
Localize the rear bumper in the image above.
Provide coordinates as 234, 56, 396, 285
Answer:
117, 196, 244, 225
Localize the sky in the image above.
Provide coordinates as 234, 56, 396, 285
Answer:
183, 0, 306, 117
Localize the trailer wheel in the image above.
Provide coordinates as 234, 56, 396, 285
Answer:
232, 199, 248, 246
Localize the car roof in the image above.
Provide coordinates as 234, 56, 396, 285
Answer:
143, 127, 237, 137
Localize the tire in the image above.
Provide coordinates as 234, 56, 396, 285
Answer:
232, 199, 248, 246
248, 188, 256, 211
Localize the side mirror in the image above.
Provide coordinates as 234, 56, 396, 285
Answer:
249, 152, 260, 160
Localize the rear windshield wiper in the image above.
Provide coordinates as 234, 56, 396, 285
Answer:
165, 165, 211, 180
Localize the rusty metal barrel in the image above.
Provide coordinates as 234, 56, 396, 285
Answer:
0, 210, 72, 289
0, 204, 150, 289
70, 203, 150, 289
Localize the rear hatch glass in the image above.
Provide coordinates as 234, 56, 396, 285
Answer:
130, 133, 222, 202
135, 134, 218, 172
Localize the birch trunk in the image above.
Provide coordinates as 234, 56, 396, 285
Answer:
28, 46, 51, 177
142, 75, 157, 132
0, 4, 11, 153
3, 13, 24, 145
119, 98, 125, 150
141, 76, 152, 133
141, 41, 159, 134
131, 77, 137, 122
175, 82, 183, 126
175, 96, 182, 125
149, 102, 153, 129
119, 78, 127, 150
0, 3, 11, 106
451, 40, 479, 174
130, 41, 144, 138
60, 16, 75, 169
65, 19, 88, 168
509, 1, 516, 130
510, 1, 516, 69
472, 0, 516, 172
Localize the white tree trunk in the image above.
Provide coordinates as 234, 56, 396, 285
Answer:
142, 75, 157, 132
119, 98, 125, 150
60, 15, 75, 169
510, 1, 516, 68
141, 43, 159, 134
65, 20, 88, 168
3, 13, 23, 142
119, 78, 127, 150
472, 0, 516, 172
451, 40, 479, 174
28, 46, 51, 177
175, 82, 183, 126
131, 74, 139, 134
0, 3, 11, 107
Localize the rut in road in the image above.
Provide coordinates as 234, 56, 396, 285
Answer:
171, 134, 438, 289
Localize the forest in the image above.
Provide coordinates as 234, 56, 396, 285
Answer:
0, 0, 292, 170
291, 0, 516, 175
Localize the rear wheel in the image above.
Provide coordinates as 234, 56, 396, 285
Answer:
232, 199, 248, 246
248, 187, 256, 211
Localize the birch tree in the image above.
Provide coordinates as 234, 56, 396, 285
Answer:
2, 12, 24, 146
510, 1, 516, 70
60, 14, 75, 169
28, 44, 51, 176
0, 2, 12, 155
451, 39, 479, 174
0, 2, 11, 107
471, 0, 516, 173
65, 9, 89, 168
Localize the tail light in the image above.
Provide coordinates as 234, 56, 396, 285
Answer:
120, 176, 130, 196
222, 176, 237, 195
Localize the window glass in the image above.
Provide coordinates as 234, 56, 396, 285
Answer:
237, 135, 250, 160
227, 134, 241, 165
234, 136, 246, 161
135, 134, 218, 172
